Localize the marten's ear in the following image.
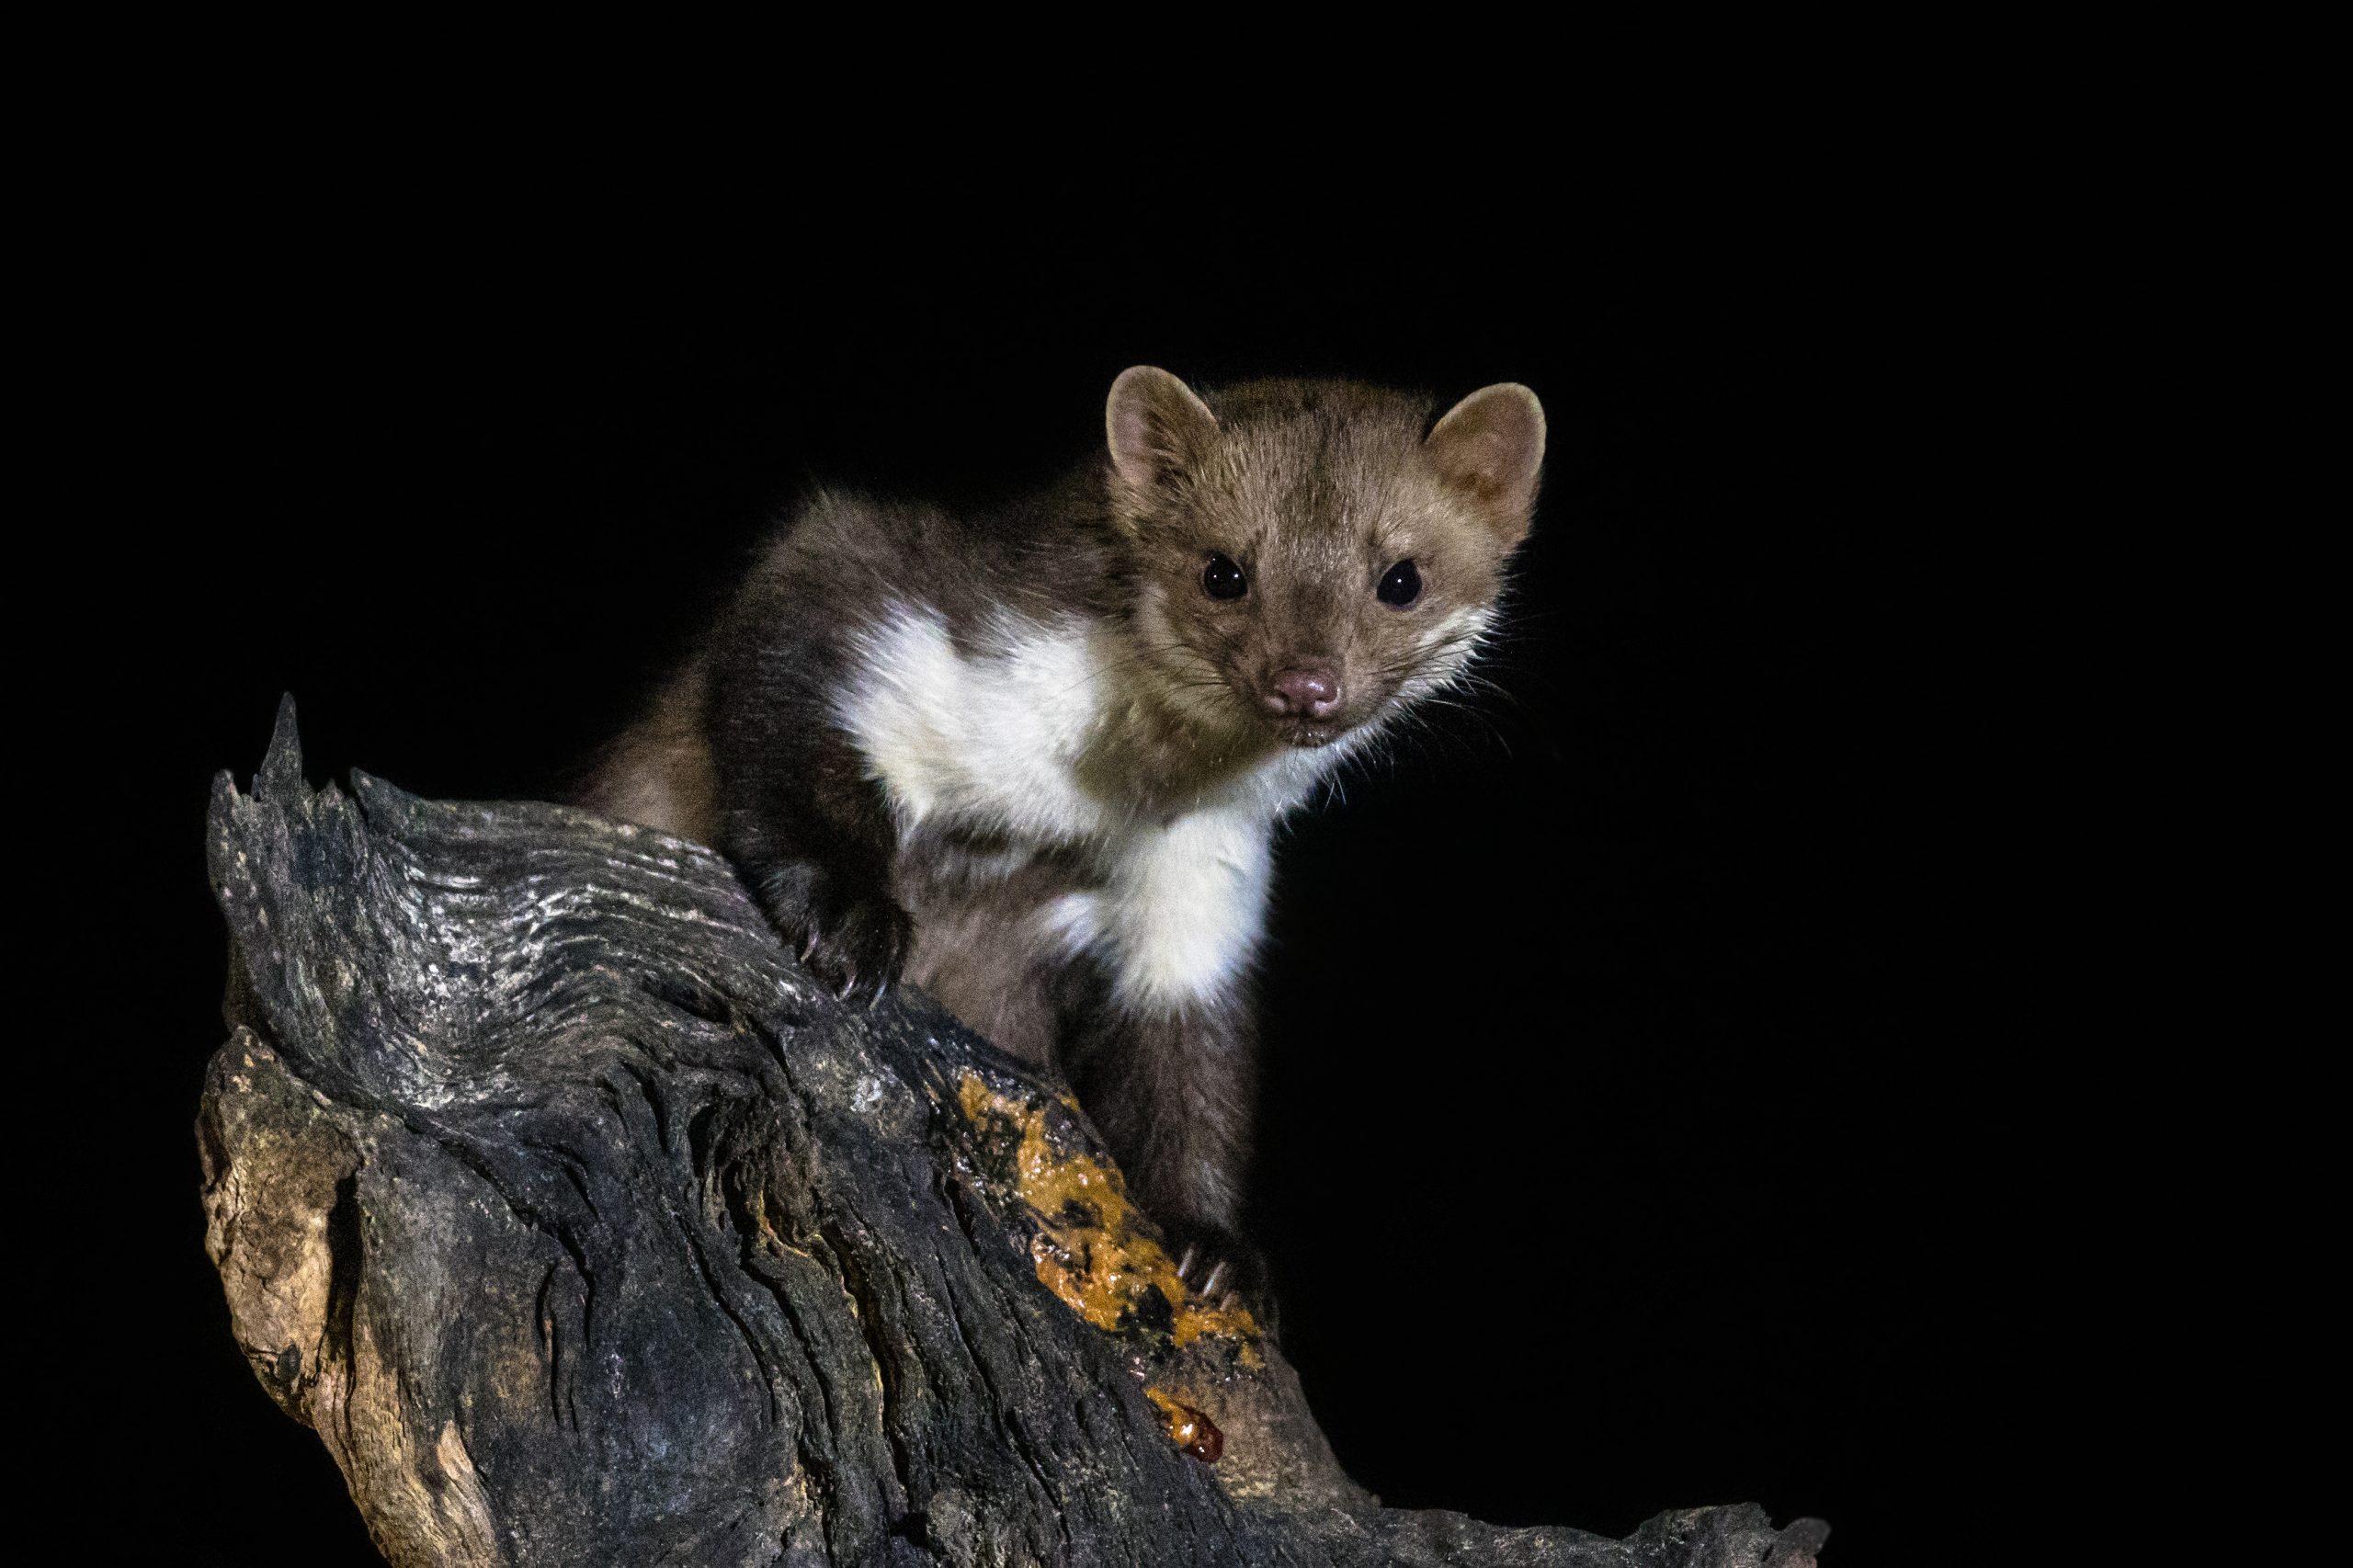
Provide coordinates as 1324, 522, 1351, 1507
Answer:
1107, 366, 1219, 489
1427, 383, 1545, 539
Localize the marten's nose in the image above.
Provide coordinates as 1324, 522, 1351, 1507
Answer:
1264, 665, 1342, 720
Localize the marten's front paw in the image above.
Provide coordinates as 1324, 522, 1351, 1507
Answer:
1168, 1225, 1274, 1324
754, 869, 913, 1004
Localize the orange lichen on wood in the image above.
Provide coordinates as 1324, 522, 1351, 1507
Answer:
954, 1071, 1259, 1354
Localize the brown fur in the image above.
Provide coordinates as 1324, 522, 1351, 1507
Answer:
891, 826, 1097, 1068
577, 654, 718, 840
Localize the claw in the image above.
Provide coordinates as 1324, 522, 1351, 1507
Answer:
835, 973, 860, 1002
1199, 1259, 1228, 1298
1176, 1244, 1198, 1281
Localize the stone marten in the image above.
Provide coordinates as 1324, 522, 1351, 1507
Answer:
579, 367, 1545, 1302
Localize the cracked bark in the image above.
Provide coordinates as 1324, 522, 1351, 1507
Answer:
199, 699, 1830, 1567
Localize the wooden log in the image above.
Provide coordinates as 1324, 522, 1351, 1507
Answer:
199, 699, 1828, 1567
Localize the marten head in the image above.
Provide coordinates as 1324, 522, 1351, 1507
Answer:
1104, 367, 1544, 753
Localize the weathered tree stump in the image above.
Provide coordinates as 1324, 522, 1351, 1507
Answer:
198, 700, 1829, 1567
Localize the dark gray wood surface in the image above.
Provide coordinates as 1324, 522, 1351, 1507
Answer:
199, 699, 1826, 1567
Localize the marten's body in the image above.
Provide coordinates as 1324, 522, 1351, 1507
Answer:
581, 369, 1544, 1295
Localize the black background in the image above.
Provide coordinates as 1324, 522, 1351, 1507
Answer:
84, 160, 2068, 1565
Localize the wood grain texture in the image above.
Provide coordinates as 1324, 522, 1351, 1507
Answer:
199, 698, 1827, 1568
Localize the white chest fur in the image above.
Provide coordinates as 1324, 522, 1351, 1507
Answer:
837, 604, 1329, 1010
837, 605, 1127, 843
1040, 812, 1276, 1011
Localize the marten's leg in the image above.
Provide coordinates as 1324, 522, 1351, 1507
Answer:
1059, 975, 1267, 1307
706, 619, 911, 1003
897, 846, 1090, 1069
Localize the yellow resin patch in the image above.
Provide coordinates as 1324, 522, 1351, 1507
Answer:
955, 1072, 1258, 1352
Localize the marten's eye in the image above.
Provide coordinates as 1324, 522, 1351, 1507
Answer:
1202, 553, 1248, 600
1377, 559, 1422, 607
